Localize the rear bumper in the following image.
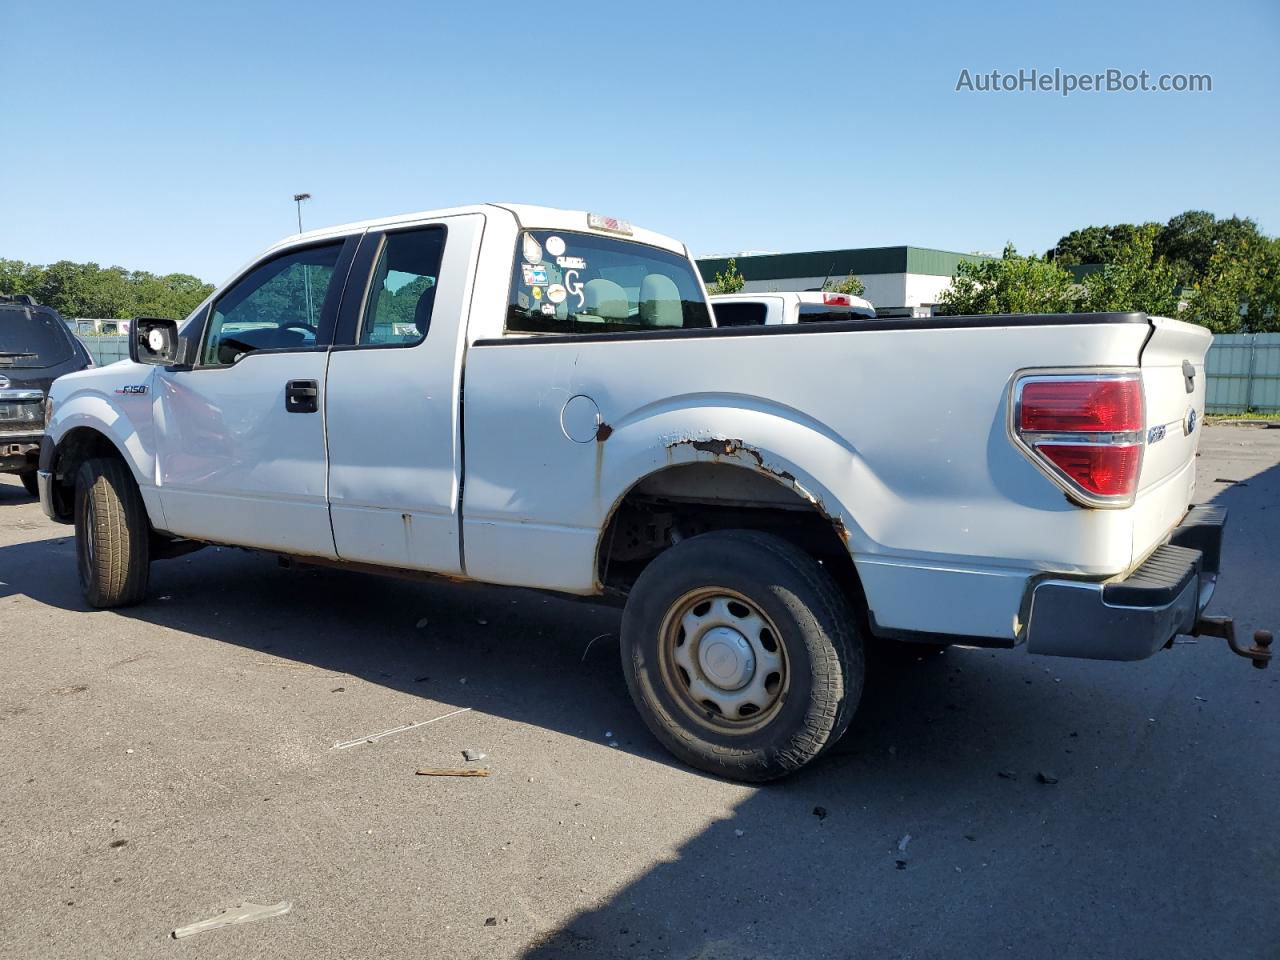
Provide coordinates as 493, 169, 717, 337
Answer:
1025, 505, 1225, 661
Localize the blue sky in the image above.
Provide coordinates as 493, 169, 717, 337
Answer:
2, 0, 1277, 283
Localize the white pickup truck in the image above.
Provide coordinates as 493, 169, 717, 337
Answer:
710, 290, 877, 326
38, 203, 1268, 781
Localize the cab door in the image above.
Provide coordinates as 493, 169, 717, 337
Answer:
153, 237, 357, 557
324, 213, 484, 574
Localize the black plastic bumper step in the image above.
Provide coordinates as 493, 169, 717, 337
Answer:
1103, 543, 1201, 607
1168, 504, 1227, 574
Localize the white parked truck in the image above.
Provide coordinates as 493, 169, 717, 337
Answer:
38, 203, 1268, 781
710, 290, 876, 326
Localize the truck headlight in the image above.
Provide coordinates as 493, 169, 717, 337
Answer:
44, 395, 55, 428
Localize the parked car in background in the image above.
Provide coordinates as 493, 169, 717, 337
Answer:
710, 290, 876, 326
37, 204, 1256, 782
0, 295, 92, 496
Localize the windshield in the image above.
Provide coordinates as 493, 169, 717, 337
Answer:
0, 306, 74, 367
506, 231, 711, 334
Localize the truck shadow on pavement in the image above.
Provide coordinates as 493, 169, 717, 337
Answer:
0, 452, 1277, 958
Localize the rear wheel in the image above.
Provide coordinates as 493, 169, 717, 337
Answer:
74, 457, 151, 608
621, 530, 863, 781
19, 470, 39, 498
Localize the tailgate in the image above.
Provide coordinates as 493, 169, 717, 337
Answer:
1133, 315, 1212, 559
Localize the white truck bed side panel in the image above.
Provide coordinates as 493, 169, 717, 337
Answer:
461, 322, 1152, 620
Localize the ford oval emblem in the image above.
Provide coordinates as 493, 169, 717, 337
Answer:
1185, 407, 1198, 436
0, 375, 8, 389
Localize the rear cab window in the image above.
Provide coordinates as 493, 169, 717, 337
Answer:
797, 304, 876, 323
506, 231, 710, 334
711, 301, 768, 327
0, 306, 75, 367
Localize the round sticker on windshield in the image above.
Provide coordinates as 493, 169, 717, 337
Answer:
546, 283, 567, 304
522, 234, 543, 264
545, 235, 566, 257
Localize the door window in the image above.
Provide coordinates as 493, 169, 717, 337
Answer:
358, 227, 447, 345
202, 243, 343, 366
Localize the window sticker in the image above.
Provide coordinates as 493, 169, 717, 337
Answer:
545, 235, 566, 257
556, 255, 586, 270
564, 270, 585, 309
523, 234, 543, 264
540, 303, 555, 316
517, 291, 530, 309
522, 263, 549, 286
532, 286, 542, 300
546, 283, 567, 304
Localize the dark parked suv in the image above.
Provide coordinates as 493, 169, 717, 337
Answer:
1, 296, 93, 496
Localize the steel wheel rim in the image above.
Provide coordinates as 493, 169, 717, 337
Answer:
657, 587, 789, 734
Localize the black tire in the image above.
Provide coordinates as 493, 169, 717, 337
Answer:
621, 529, 863, 782
74, 457, 150, 608
19, 470, 39, 498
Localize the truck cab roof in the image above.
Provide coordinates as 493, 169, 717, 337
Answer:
264, 203, 689, 260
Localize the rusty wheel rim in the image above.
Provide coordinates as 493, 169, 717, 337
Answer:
657, 587, 789, 734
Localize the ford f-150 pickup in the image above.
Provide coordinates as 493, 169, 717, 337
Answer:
37, 203, 1269, 781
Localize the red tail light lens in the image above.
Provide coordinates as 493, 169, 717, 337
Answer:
822, 293, 851, 306
1037, 444, 1143, 498
1013, 374, 1145, 507
1019, 379, 1143, 433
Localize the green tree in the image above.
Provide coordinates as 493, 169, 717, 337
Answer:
0, 258, 213, 321
1242, 238, 1280, 332
1181, 246, 1251, 333
823, 271, 866, 297
1049, 223, 1157, 265
1080, 228, 1182, 315
709, 257, 745, 295
1155, 210, 1262, 283
937, 244, 1077, 315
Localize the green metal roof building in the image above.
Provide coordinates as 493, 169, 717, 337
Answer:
696, 246, 993, 316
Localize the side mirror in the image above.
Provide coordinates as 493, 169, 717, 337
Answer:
130, 317, 184, 367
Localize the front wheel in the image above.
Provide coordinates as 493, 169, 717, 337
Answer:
75, 457, 151, 608
621, 530, 863, 781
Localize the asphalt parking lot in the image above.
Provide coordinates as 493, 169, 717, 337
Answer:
0, 423, 1277, 960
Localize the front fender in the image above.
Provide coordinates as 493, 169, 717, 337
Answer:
49, 399, 156, 489
46, 366, 161, 526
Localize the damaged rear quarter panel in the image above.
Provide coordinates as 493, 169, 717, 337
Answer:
459, 321, 1151, 605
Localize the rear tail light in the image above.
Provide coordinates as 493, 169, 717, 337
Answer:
1012, 373, 1144, 507
822, 293, 852, 306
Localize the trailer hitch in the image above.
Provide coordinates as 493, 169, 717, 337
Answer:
1194, 616, 1273, 669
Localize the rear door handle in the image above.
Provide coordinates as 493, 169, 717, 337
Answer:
285, 379, 319, 413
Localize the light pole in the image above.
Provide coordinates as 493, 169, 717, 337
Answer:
293, 192, 311, 234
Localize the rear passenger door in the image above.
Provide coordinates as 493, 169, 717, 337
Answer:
324, 213, 485, 574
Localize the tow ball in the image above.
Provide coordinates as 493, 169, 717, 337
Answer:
1194, 616, 1273, 670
